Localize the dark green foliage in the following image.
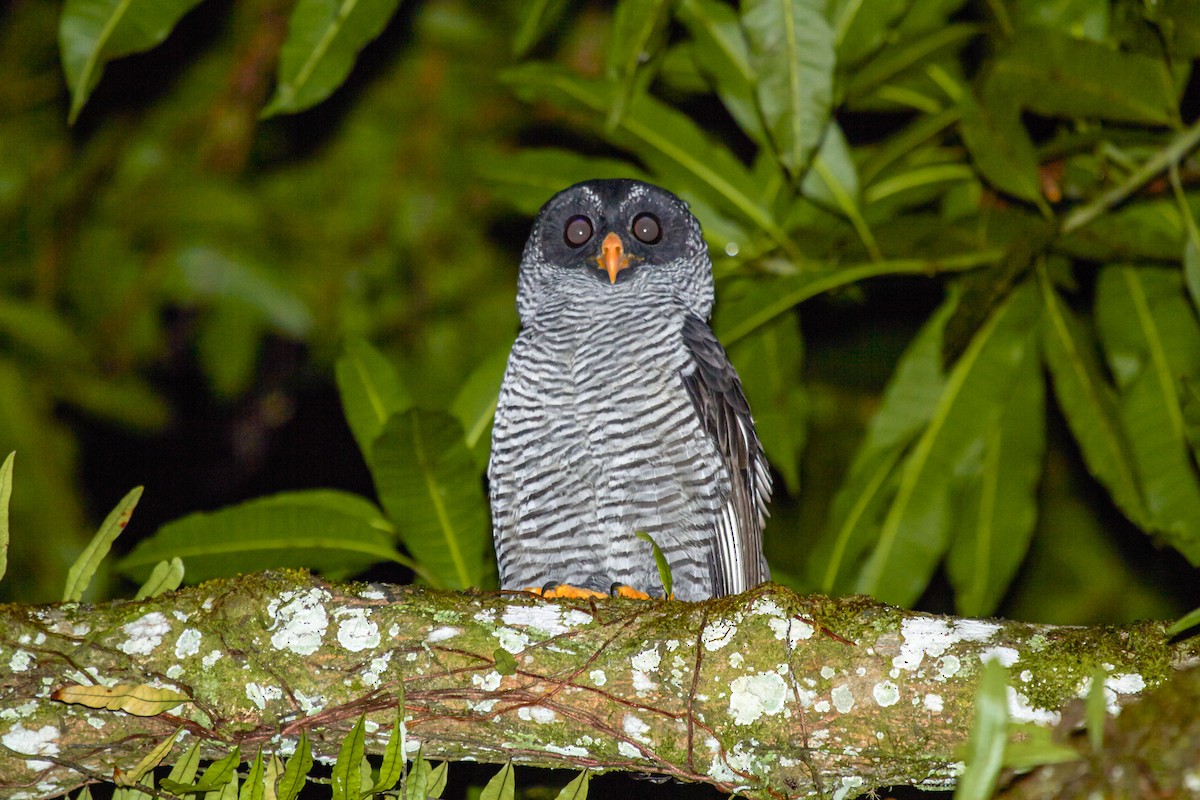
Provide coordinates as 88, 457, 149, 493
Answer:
1, 0, 1199, 629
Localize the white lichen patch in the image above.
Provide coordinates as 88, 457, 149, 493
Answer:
166, 665, 183, 680
831, 685, 854, 713
1184, 769, 1200, 792
702, 621, 736, 651
1020, 669, 1032, 682
201, 650, 223, 668
729, 652, 744, 668
2, 724, 60, 771
979, 646, 1019, 667
1097, 672, 1146, 714
501, 604, 589, 636
517, 706, 556, 724
1006, 686, 1061, 725
174, 628, 202, 659
588, 669, 606, 686
728, 671, 787, 724
894, 617, 1001, 674
426, 626, 461, 643
335, 609, 380, 652
495, 627, 529, 653
833, 775, 865, 800
87, 716, 105, 729
768, 616, 814, 645
545, 743, 589, 757
631, 647, 661, 672
359, 589, 386, 600
72, 623, 90, 637
473, 671, 502, 692
924, 693, 944, 713
245, 682, 283, 710
118, 612, 171, 656
363, 651, 393, 689
623, 713, 651, 743
469, 699, 498, 714
268, 588, 330, 656
936, 655, 961, 680
617, 741, 642, 759
813, 699, 830, 713
9, 650, 33, 672
820, 666, 836, 680
0, 701, 37, 722
632, 671, 655, 693
872, 681, 900, 707
665, 639, 680, 651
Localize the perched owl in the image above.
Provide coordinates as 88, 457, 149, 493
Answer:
488, 179, 771, 601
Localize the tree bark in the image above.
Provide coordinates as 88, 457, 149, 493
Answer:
0, 571, 1196, 799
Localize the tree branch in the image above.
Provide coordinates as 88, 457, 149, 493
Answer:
0, 572, 1196, 799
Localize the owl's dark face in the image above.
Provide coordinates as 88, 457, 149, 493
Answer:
516, 179, 714, 323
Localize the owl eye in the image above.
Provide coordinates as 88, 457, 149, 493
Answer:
631, 212, 662, 244
564, 215, 594, 247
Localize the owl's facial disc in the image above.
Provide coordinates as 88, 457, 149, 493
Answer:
597, 232, 630, 284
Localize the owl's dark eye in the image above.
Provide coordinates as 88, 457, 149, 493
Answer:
564, 215, 594, 247
631, 212, 662, 244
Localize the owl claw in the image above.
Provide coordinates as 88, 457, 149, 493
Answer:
524, 582, 607, 599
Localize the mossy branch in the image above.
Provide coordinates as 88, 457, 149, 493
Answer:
0, 572, 1196, 799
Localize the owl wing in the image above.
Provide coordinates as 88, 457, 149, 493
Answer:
680, 314, 772, 596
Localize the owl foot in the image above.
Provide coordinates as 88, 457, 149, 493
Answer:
610, 583, 652, 600
525, 582, 607, 599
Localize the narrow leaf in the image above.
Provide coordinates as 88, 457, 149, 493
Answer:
160, 747, 240, 795
512, 0, 571, 56
677, 0, 765, 142
451, 342, 515, 467
120, 490, 410, 583
801, 122, 878, 259
1039, 268, 1149, 528
954, 660, 1009, 800
480, 763, 515, 800
125, 727, 184, 784
331, 716, 367, 800
165, 740, 202, 787
63, 485, 143, 602
742, 0, 835, 176
262, 0, 405, 117
426, 762, 448, 798
276, 732, 312, 800
1086, 667, 1107, 752
404, 747, 429, 800
604, 0, 672, 128
1167, 604, 1200, 636
554, 771, 590, 800
635, 531, 674, 598
0, 451, 12, 584
53, 683, 189, 716
372, 409, 490, 589
134, 557, 185, 600
238, 748, 265, 800
959, 89, 1044, 207
335, 338, 412, 466
59, 0, 206, 122
374, 711, 405, 793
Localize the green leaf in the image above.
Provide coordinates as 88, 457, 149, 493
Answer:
160, 747, 240, 795
120, 490, 407, 583
1185, 238, 1200, 318
809, 295, 955, 593
480, 763, 515, 800
238, 748, 265, 800
1039, 268, 1148, 528
604, 0, 672, 129
954, 660, 1009, 800
479, 148, 649, 216
727, 313, 806, 494
63, 485, 143, 602
493, 647, 517, 676
801, 122, 879, 259
946, 329, 1045, 616
426, 762, 448, 798
1096, 265, 1200, 564
336, 338, 412, 466
126, 727, 184, 784
854, 281, 1043, 605
1167, 604, 1200, 636
554, 771, 591, 800
830, 0, 907, 67
58, 0, 207, 123
1086, 667, 1107, 751
676, 0, 765, 143
985, 29, 1178, 126
635, 532, 674, 598
451, 342, 515, 467
0, 452, 11, 584
1002, 723, 1081, 769
713, 250, 1000, 345
276, 732, 313, 800
262, 0, 405, 117
164, 740, 202, 788
512, 0, 571, 56
133, 557, 185, 600
331, 715, 367, 800
844, 23, 980, 103
741, 0, 834, 177
375, 710, 405, 793
173, 245, 314, 337
501, 64, 796, 257
372, 409, 490, 589
1012, 0, 1108, 41
404, 747, 429, 800
958, 90, 1044, 208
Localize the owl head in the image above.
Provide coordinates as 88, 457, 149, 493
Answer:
516, 179, 714, 323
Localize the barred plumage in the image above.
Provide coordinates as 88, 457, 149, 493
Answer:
488, 180, 771, 601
